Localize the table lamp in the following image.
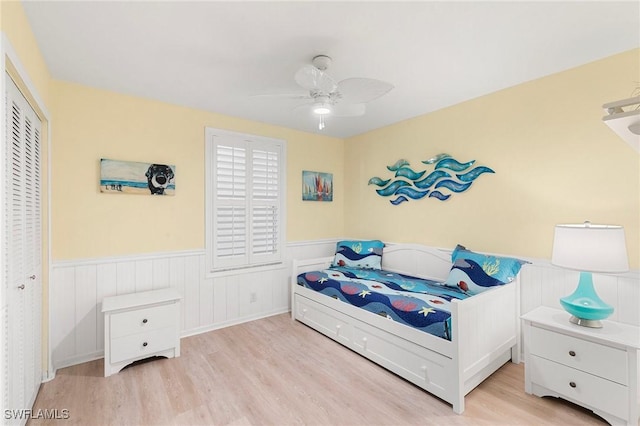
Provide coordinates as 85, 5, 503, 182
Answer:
551, 221, 629, 328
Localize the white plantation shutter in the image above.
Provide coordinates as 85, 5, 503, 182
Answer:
251, 147, 280, 262
213, 143, 247, 267
206, 128, 285, 272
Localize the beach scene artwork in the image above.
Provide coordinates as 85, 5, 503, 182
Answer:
100, 158, 176, 196
302, 170, 333, 202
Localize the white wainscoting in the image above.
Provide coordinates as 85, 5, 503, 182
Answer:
49, 239, 339, 372
48, 239, 639, 374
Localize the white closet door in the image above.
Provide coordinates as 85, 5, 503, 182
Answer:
2, 73, 42, 424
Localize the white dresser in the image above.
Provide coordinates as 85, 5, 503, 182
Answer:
102, 288, 182, 377
522, 306, 639, 425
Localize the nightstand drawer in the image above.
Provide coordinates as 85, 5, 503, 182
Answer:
110, 326, 177, 364
529, 355, 628, 419
110, 303, 178, 339
529, 325, 627, 385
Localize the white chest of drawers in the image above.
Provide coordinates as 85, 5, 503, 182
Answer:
102, 288, 182, 377
522, 307, 639, 425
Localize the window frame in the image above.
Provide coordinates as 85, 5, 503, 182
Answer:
205, 127, 286, 275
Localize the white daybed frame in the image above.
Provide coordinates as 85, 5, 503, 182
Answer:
291, 244, 521, 414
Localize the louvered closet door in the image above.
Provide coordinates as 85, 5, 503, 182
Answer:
3, 73, 42, 424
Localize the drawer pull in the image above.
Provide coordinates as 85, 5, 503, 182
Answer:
142, 319, 148, 324
142, 342, 148, 347
336, 324, 341, 329
568, 350, 576, 357
569, 381, 576, 388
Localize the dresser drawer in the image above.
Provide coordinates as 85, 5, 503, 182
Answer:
110, 326, 177, 364
529, 325, 627, 385
529, 355, 628, 419
110, 303, 178, 339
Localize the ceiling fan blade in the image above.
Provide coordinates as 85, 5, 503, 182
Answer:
331, 103, 366, 117
294, 65, 338, 94
292, 102, 315, 115
337, 78, 394, 104
251, 92, 311, 100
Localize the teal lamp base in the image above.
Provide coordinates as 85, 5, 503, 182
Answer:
559, 271, 614, 329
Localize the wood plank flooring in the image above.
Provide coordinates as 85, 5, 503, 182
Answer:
29, 313, 609, 426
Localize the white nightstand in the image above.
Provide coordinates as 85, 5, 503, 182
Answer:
102, 288, 182, 377
522, 306, 639, 425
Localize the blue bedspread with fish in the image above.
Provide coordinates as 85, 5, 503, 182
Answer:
297, 266, 469, 340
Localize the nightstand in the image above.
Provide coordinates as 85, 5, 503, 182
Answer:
102, 288, 182, 377
522, 306, 639, 426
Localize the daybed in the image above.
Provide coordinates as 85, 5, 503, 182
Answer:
291, 242, 523, 414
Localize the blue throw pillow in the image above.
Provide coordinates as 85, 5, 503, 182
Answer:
451, 245, 527, 284
332, 240, 385, 270
445, 245, 527, 295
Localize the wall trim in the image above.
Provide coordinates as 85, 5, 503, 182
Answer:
286, 238, 341, 248
52, 249, 204, 268
51, 239, 341, 269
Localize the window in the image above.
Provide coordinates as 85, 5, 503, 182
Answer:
205, 128, 286, 273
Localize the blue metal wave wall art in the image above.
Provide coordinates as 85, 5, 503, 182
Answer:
368, 154, 494, 205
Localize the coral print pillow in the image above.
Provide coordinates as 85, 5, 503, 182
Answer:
332, 240, 385, 270
445, 245, 527, 295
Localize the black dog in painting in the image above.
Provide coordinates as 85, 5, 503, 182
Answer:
145, 164, 174, 195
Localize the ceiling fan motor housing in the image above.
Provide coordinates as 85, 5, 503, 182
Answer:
312, 55, 332, 71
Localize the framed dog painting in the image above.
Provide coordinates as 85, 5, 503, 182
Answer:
100, 158, 176, 196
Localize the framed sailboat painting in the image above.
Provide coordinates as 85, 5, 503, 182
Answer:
302, 170, 333, 202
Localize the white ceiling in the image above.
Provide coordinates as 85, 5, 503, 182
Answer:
22, 1, 640, 138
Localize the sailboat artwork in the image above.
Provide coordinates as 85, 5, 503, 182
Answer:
302, 170, 333, 202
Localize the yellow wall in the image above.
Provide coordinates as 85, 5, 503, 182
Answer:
50, 81, 344, 260
1, 1, 50, 106
345, 49, 640, 268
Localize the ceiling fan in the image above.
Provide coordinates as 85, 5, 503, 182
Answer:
274, 55, 394, 130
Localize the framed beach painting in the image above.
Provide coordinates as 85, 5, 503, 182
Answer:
302, 170, 333, 202
100, 158, 176, 196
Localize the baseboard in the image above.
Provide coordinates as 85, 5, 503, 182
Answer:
180, 307, 290, 338
50, 308, 290, 375
52, 350, 104, 374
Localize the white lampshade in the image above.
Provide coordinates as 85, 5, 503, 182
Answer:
551, 222, 629, 273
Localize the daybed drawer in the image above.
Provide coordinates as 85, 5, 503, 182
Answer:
110, 303, 178, 339
529, 355, 628, 419
295, 295, 352, 345
529, 325, 627, 385
352, 325, 449, 394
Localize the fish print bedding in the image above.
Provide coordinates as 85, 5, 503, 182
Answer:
297, 266, 469, 340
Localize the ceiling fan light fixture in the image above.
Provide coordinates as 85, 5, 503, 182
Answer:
312, 102, 332, 115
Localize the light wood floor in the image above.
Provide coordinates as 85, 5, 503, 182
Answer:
30, 313, 609, 426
